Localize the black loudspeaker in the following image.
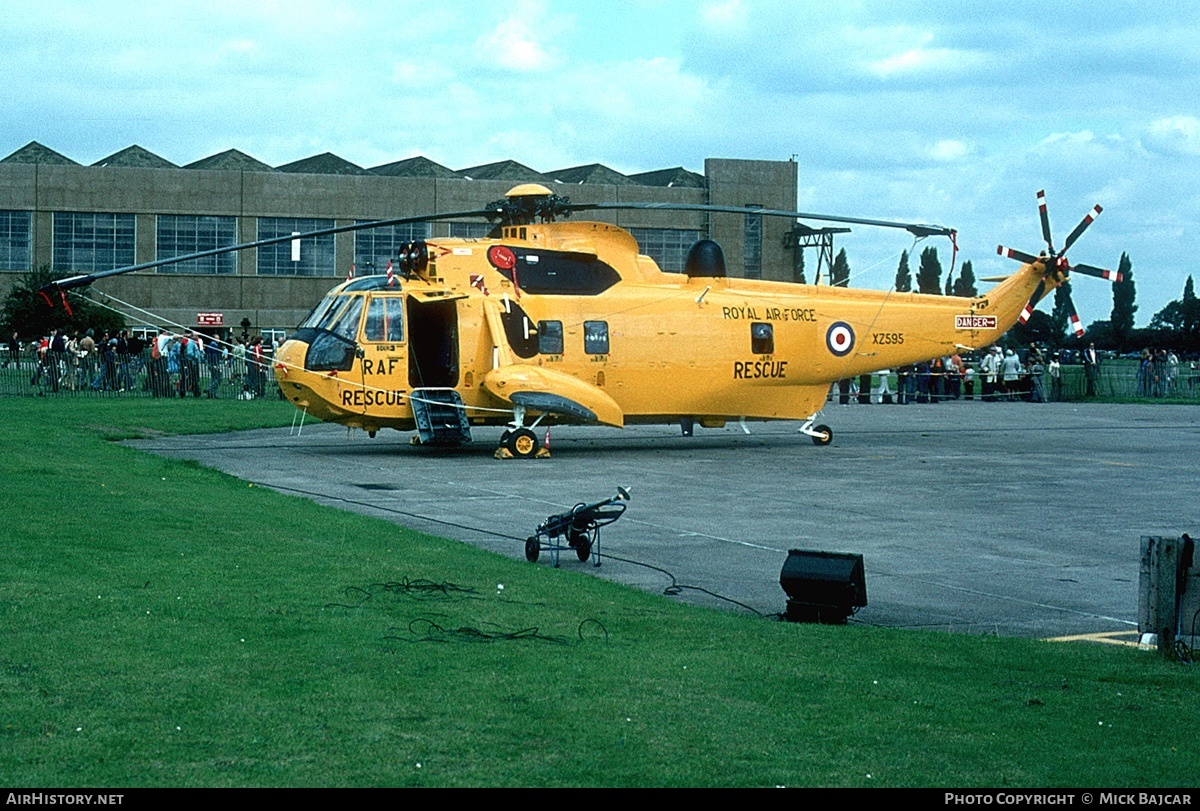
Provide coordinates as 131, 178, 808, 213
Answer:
780, 549, 867, 624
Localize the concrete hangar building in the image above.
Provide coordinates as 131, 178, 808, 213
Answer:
0, 141, 799, 339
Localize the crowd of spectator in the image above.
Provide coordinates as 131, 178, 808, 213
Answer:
5, 328, 277, 399
834, 343, 1196, 405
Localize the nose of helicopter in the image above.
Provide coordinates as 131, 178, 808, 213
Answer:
272, 338, 313, 407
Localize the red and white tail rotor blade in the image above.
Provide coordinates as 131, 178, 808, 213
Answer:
1064, 290, 1085, 338
1018, 280, 1046, 325
997, 245, 1041, 265
1061, 204, 1102, 254
1072, 263, 1123, 283
1037, 190, 1056, 254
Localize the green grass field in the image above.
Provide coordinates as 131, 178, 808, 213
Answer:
1, 398, 1196, 787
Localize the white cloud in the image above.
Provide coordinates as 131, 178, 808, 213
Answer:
1141, 116, 1200, 157
700, 0, 749, 32
474, 1, 557, 72
929, 139, 971, 162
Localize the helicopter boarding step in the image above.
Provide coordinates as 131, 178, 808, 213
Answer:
410, 389, 472, 445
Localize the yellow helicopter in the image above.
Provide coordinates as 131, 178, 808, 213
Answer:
44, 185, 1118, 458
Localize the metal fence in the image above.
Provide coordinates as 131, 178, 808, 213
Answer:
0, 347, 282, 400
829, 363, 1200, 405
3, 347, 1198, 404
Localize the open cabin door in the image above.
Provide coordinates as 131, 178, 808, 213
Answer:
407, 292, 464, 389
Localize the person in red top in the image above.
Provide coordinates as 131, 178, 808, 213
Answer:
249, 335, 265, 397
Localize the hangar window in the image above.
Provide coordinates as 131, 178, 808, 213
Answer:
744, 205, 763, 280
52, 212, 135, 273
449, 223, 495, 239
627, 228, 702, 273
257, 217, 335, 277
538, 320, 563, 355
157, 215, 237, 274
0, 210, 31, 271
354, 222, 431, 271
584, 321, 609, 355
751, 322, 773, 354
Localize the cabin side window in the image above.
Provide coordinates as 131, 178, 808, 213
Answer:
364, 296, 404, 342
751, 322, 773, 354
584, 321, 609, 355
538, 320, 563, 355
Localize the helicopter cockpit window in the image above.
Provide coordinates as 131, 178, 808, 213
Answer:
538, 321, 563, 355
584, 321, 609, 355
298, 293, 344, 331
364, 297, 404, 343
305, 331, 356, 372
751, 322, 774, 354
327, 297, 365, 342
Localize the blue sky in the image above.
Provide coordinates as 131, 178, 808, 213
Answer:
4, 1, 1198, 325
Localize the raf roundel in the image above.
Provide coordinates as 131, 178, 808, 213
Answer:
826, 322, 855, 357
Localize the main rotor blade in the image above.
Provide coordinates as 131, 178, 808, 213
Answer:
1071, 262, 1123, 283
1037, 189, 1055, 254
42, 207, 502, 293
568, 202, 955, 238
1060, 204, 1103, 254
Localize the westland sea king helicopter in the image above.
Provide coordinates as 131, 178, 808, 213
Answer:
44, 186, 1121, 458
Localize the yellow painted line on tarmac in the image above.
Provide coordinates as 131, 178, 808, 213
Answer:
1044, 630, 1149, 648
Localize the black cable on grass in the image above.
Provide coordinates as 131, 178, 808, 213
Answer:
385, 617, 573, 645
577, 618, 609, 643
325, 578, 480, 608
600, 551, 765, 617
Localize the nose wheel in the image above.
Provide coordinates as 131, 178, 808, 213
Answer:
799, 419, 833, 446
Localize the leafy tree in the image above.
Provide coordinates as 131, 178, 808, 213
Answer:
1007, 309, 1059, 347
894, 250, 911, 292
1150, 275, 1200, 352
792, 246, 806, 284
1183, 275, 1199, 349
1109, 252, 1136, 351
945, 269, 954, 296
1083, 319, 1114, 350
0, 265, 125, 341
952, 260, 978, 298
1150, 299, 1184, 332
830, 248, 850, 288
916, 246, 942, 294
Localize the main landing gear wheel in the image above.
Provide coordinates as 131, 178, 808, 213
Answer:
505, 427, 540, 459
811, 424, 833, 446
525, 536, 540, 562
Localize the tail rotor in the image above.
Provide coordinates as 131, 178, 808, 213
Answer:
996, 190, 1121, 336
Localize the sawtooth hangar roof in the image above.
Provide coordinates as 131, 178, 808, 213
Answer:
1, 141, 706, 188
